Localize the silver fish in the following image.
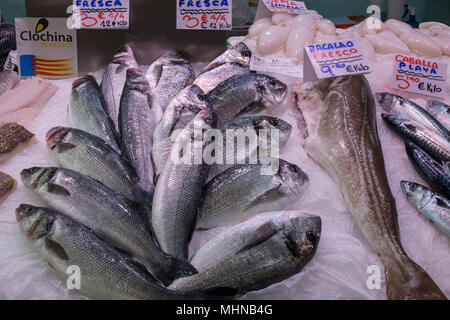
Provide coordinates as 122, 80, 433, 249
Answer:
198, 160, 309, 229
200, 42, 252, 74
292, 75, 446, 300
46, 127, 142, 202
401, 181, 450, 237
152, 109, 215, 260
170, 211, 321, 295
376, 93, 450, 141
119, 68, 158, 202
100, 45, 138, 132
152, 85, 210, 178
20, 167, 198, 286
145, 51, 195, 111
0, 70, 19, 96
207, 73, 287, 127
70, 75, 120, 152
426, 100, 450, 131
194, 63, 250, 94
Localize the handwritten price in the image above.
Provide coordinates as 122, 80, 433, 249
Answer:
396, 74, 420, 90
73, 12, 127, 28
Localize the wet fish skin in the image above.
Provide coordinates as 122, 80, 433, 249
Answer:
0, 171, 14, 199
170, 211, 321, 294
376, 93, 450, 141
100, 45, 138, 132
0, 70, 19, 96
46, 126, 141, 202
15, 204, 201, 300
0, 123, 34, 163
405, 142, 450, 199
70, 75, 120, 152
20, 167, 198, 286
152, 85, 210, 178
426, 101, 450, 131
207, 73, 287, 127
194, 63, 250, 94
201, 42, 252, 74
293, 75, 446, 300
382, 113, 450, 163
145, 51, 195, 111
401, 181, 450, 237
198, 160, 309, 229
152, 109, 215, 260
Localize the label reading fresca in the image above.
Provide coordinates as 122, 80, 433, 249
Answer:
391, 54, 447, 98
72, 0, 129, 29
176, 0, 232, 30
15, 17, 78, 79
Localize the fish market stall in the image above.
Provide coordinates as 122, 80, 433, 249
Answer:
0, 1, 449, 300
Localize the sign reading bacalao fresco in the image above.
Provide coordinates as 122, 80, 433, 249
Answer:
15, 18, 77, 78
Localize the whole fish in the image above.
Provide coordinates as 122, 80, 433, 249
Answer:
376, 93, 450, 141
401, 181, 450, 237
198, 160, 309, 229
0, 171, 14, 199
70, 75, 120, 152
20, 167, 198, 286
194, 63, 250, 94
152, 109, 215, 260
145, 51, 195, 111
0, 122, 34, 163
152, 85, 210, 178
292, 75, 446, 300
426, 100, 450, 131
170, 211, 321, 294
46, 127, 142, 202
16, 204, 222, 300
100, 45, 138, 131
0, 70, 19, 96
200, 42, 252, 74
382, 113, 450, 163
405, 142, 450, 198
119, 69, 158, 201
207, 73, 287, 127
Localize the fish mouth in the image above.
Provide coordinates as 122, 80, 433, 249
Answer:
400, 180, 411, 195
375, 93, 394, 112
46, 127, 69, 150
15, 204, 37, 222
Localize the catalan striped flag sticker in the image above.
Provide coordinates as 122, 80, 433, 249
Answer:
20, 54, 75, 78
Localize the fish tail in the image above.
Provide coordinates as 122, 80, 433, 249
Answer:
385, 257, 447, 300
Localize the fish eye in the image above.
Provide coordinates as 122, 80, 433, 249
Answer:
290, 165, 299, 173
306, 231, 317, 243
410, 184, 417, 191
29, 167, 40, 174
270, 119, 279, 126
268, 79, 278, 87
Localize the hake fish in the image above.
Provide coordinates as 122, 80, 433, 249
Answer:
21, 167, 198, 286
376, 93, 450, 141
16, 204, 210, 300
207, 73, 287, 127
152, 85, 210, 178
170, 211, 321, 295
198, 160, 309, 229
100, 45, 138, 132
0, 171, 14, 199
292, 75, 446, 300
200, 42, 252, 74
46, 127, 141, 202
145, 51, 195, 111
119, 69, 158, 202
152, 109, 215, 260
0, 122, 34, 163
401, 181, 450, 237
382, 113, 450, 163
426, 100, 450, 131
70, 75, 120, 152
0, 70, 19, 96
193, 63, 250, 94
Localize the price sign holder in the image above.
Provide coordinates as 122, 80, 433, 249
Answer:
176, 0, 232, 30
391, 54, 447, 98
72, 0, 129, 29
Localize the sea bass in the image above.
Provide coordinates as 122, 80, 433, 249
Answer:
401, 181, 450, 237
292, 75, 446, 300
145, 51, 195, 111
170, 211, 321, 294
376, 93, 450, 141
0, 171, 14, 199
200, 42, 252, 74
0, 70, 19, 96
100, 45, 138, 131
198, 160, 309, 229
119, 69, 158, 201
46, 127, 141, 202
0, 123, 34, 163
194, 63, 250, 94
152, 85, 210, 178
207, 73, 287, 127
21, 167, 197, 286
70, 75, 120, 152
152, 109, 215, 260
426, 100, 450, 131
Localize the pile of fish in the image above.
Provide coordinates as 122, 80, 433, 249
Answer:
17, 43, 322, 299
378, 93, 450, 238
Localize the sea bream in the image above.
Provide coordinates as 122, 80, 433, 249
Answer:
426, 100, 450, 131
200, 42, 252, 74
292, 75, 446, 300
145, 51, 195, 111
100, 45, 138, 131
21, 167, 198, 286
193, 63, 250, 94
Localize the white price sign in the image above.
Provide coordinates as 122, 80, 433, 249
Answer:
250, 55, 302, 78
72, 0, 129, 29
262, 0, 308, 14
176, 0, 232, 30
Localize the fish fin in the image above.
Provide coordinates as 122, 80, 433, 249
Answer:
245, 185, 285, 210
45, 238, 69, 261
124, 257, 160, 283
57, 142, 76, 153
47, 183, 70, 197
158, 257, 199, 286
435, 197, 449, 209
236, 221, 278, 254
